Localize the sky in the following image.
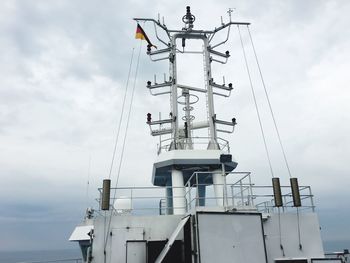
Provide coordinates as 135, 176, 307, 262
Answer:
0, 0, 350, 252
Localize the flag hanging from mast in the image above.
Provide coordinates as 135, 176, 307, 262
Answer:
135, 23, 157, 49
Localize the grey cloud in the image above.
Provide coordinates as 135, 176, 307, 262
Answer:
0, 0, 349, 252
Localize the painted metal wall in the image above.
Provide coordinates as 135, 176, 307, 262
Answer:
263, 213, 324, 262
91, 214, 183, 263
196, 212, 267, 263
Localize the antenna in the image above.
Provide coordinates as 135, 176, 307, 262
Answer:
227, 8, 235, 22
182, 6, 196, 30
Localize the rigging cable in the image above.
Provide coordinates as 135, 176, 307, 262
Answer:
111, 41, 142, 208
278, 207, 285, 256
86, 154, 92, 208
103, 40, 143, 253
246, 25, 299, 253
237, 25, 275, 179
102, 48, 135, 263
247, 25, 293, 178
107, 48, 135, 179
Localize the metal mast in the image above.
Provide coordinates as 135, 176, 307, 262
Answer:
136, 7, 249, 214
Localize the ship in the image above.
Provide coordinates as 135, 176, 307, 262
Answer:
69, 6, 349, 263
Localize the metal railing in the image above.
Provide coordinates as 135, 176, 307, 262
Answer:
157, 136, 230, 154
184, 171, 315, 213
96, 172, 315, 216
254, 185, 315, 213
97, 186, 188, 215
323, 250, 349, 263
16, 259, 82, 263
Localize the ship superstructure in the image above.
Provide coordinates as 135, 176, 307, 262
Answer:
69, 7, 343, 263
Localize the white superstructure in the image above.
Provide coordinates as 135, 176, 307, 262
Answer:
69, 7, 347, 263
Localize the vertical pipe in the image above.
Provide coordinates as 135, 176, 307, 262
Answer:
170, 36, 178, 149
184, 91, 193, 149
197, 184, 206, 206
212, 169, 224, 206
196, 173, 199, 206
240, 181, 244, 205
290, 178, 301, 207
231, 185, 235, 207
203, 37, 218, 149
188, 180, 191, 210
222, 163, 228, 208
248, 173, 254, 206
272, 177, 283, 207
101, 179, 111, 211
172, 169, 186, 214
166, 179, 173, 215
309, 186, 315, 212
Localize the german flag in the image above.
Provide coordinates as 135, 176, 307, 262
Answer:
135, 23, 157, 49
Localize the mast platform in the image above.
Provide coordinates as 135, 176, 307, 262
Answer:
152, 149, 237, 186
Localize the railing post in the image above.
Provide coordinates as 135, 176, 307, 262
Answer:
196, 172, 199, 206
248, 173, 254, 206
309, 186, 315, 212
240, 180, 244, 205
130, 188, 133, 211
188, 180, 191, 211
222, 163, 228, 209
231, 185, 234, 207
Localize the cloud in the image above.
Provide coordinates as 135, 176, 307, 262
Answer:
0, 0, 349, 251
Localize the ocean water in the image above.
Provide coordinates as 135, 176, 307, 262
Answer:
324, 240, 350, 253
0, 249, 81, 263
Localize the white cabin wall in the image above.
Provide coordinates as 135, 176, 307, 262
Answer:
263, 213, 324, 262
91, 214, 183, 263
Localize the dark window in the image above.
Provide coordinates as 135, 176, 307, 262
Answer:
147, 240, 183, 263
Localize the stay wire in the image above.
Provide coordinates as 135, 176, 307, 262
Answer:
103, 48, 134, 263
238, 25, 275, 178
278, 207, 285, 256
86, 155, 92, 208
112, 41, 141, 203
107, 48, 135, 179
247, 26, 293, 178
297, 207, 302, 250
104, 40, 142, 251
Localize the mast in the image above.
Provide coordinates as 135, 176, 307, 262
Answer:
136, 7, 249, 214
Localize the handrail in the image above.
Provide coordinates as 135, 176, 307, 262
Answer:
95, 172, 315, 215
157, 136, 230, 154
16, 259, 82, 263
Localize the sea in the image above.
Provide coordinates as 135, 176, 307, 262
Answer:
0, 241, 349, 263
0, 249, 81, 263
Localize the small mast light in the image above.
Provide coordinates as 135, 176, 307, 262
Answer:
147, 113, 152, 123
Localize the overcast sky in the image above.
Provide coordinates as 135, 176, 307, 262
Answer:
0, 0, 349, 252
